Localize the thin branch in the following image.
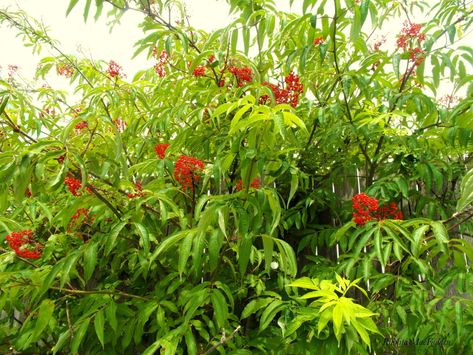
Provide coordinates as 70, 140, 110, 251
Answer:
203, 325, 241, 355
50, 286, 149, 301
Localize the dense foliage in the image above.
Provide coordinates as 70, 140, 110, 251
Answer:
1, 0, 473, 353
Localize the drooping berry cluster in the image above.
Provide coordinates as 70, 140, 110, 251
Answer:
261, 71, 304, 108
193, 65, 206, 77
65, 177, 92, 196
396, 21, 426, 66
372, 36, 386, 51
106, 60, 124, 78
228, 66, 252, 87
127, 182, 145, 198
155, 143, 170, 159
313, 36, 324, 45
174, 156, 204, 191
74, 121, 88, 131
235, 177, 261, 191
5, 230, 42, 259
67, 208, 94, 232
57, 63, 74, 78
352, 193, 402, 226
153, 49, 169, 77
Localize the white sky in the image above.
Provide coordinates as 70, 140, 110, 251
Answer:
0, 0, 234, 79
1, 1, 471, 98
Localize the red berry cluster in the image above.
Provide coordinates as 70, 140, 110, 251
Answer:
228, 66, 252, 87
352, 193, 402, 226
155, 143, 170, 159
153, 49, 169, 77
5, 230, 42, 259
372, 36, 386, 51
193, 65, 206, 77
235, 177, 261, 191
127, 182, 145, 198
174, 156, 204, 191
67, 208, 95, 232
261, 71, 304, 108
396, 21, 426, 66
74, 121, 88, 131
106, 60, 124, 78
65, 177, 92, 196
57, 63, 74, 78
313, 36, 324, 45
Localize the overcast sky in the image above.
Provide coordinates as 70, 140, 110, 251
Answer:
1, 1, 471, 98
1, 0, 233, 79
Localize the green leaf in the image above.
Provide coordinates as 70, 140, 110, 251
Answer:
259, 299, 285, 332
288, 170, 299, 206
0, 96, 9, 115
351, 6, 362, 41
60, 251, 80, 287
262, 234, 274, 272
185, 328, 197, 355
208, 229, 223, 272
456, 168, 473, 212
351, 318, 371, 348
32, 299, 55, 341
241, 298, 274, 319
66, 0, 80, 16
94, 309, 105, 348
71, 318, 90, 354
318, 308, 333, 335
134, 222, 150, 255
178, 231, 194, 276
289, 277, 320, 290
83, 242, 98, 283
238, 233, 253, 275
211, 289, 228, 329
104, 221, 127, 256
431, 221, 448, 253
52, 330, 70, 354
105, 302, 118, 332
83, 0, 92, 22
374, 228, 383, 266
360, 0, 370, 25
411, 225, 429, 258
